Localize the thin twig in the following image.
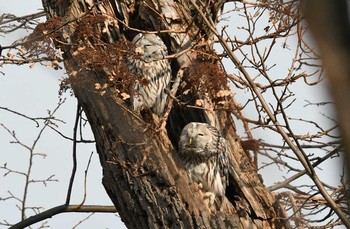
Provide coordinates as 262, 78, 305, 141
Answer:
78, 152, 94, 207
65, 104, 81, 205
268, 145, 342, 191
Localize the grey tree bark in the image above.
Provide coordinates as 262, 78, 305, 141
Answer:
41, 0, 289, 228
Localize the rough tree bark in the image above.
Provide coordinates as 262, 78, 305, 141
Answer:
41, 0, 288, 228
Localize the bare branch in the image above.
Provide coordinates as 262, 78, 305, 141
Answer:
65, 104, 81, 205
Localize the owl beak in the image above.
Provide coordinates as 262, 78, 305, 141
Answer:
189, 137, 192, 144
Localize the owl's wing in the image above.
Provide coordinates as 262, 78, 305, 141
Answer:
217, 137, 230, 188
128, 33, 171, 116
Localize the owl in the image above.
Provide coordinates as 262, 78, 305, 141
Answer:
128, 33, 171, 115
178, 122, 230, 205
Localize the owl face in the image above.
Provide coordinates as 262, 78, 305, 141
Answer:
180, 122, 213, 151
133, 34, 166, 60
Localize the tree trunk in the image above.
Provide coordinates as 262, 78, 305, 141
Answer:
42, 0, 289, 228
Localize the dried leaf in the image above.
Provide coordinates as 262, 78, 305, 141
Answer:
195, 99, 204, 107
95, 83, 102, 89
183, 89, 190, 95
121, 92, 130, 100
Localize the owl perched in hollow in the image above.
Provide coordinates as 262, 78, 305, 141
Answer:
178, 122, 230, 205
127, 33, 171, 115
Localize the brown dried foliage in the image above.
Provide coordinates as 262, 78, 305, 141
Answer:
21, 17, 64, 68
70, 14, 139, 97
30, 14, 138, 98
187, 58, 232, 109
188, 60, 227, 93
71, 15, 124, 70
27, 17, 64, 45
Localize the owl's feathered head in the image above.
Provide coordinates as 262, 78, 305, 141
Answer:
179, 122, 218, 156
132, 33, 167, 60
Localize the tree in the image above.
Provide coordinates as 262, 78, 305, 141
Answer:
1, 0, 348, 228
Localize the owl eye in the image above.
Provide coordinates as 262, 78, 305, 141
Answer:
198, 133, 204, 136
